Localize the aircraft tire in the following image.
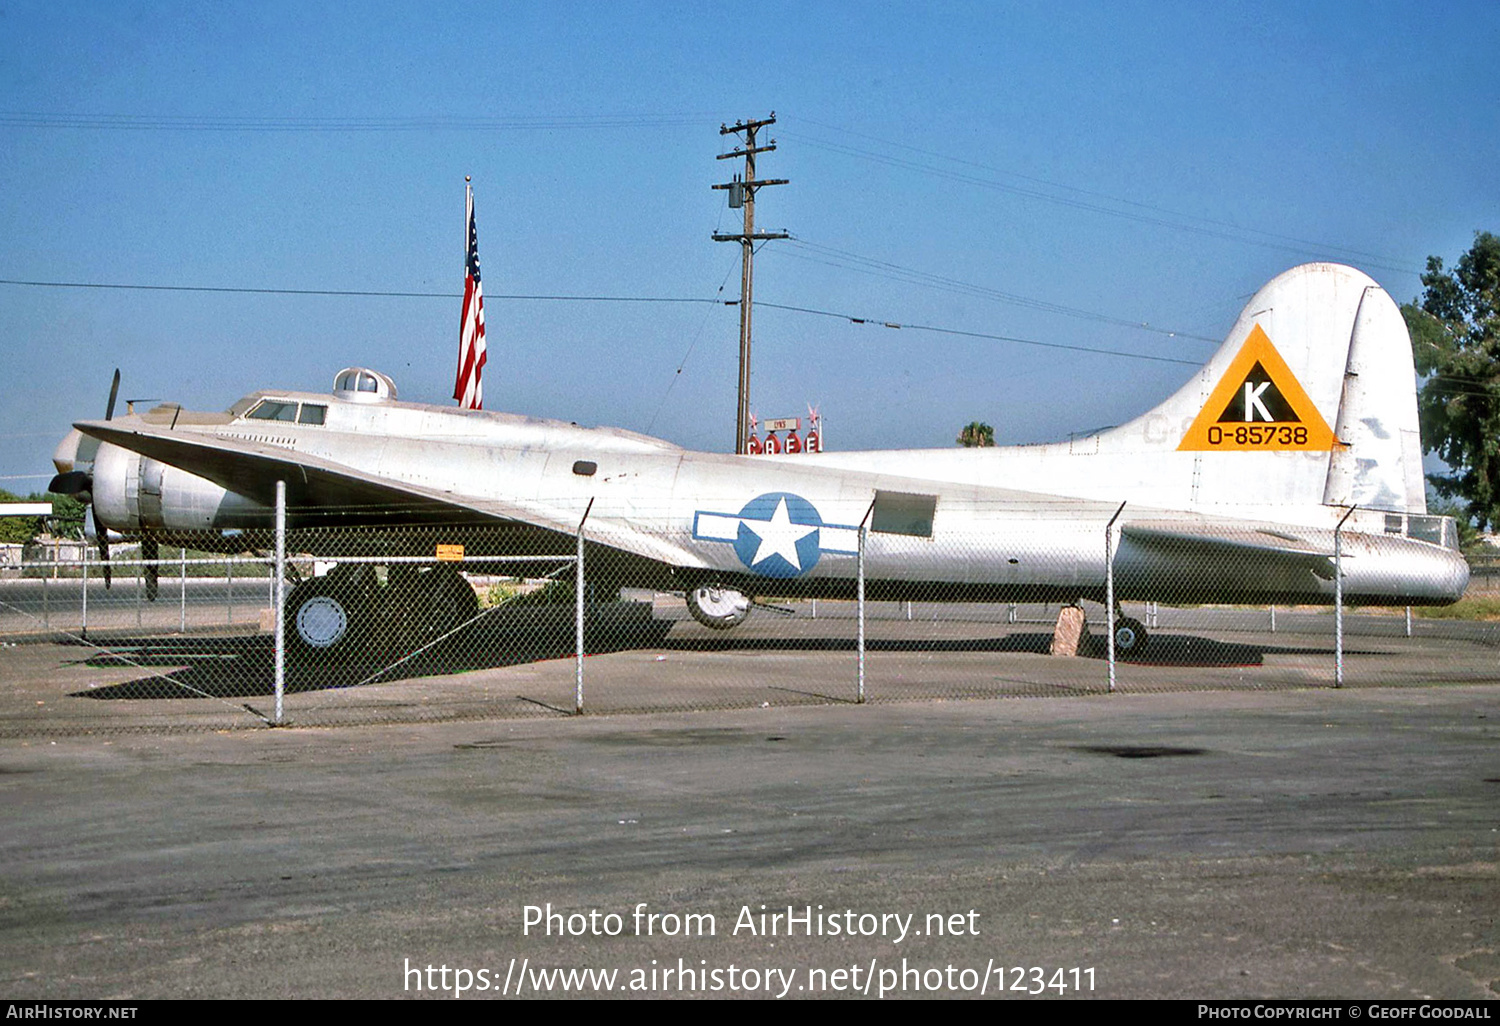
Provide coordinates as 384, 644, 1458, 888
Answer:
285, 578, 368, 661
1113, 616, 1148, 655
417, 565, 480, 638
686, 585, 751, 629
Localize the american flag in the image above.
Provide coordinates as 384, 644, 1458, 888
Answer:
454, 181, 487, 410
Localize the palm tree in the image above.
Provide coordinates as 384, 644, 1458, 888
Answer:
956, 421, 995, 447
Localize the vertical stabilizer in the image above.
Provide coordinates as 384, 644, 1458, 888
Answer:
1322, 285, 1426, 513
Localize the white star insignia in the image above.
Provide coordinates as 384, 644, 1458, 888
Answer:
743, 497, 818, 570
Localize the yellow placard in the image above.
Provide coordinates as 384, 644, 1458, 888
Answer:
1177, 324, 1339, 451
435, 543, 465, 562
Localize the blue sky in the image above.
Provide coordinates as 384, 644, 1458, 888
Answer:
1, 1, 1496, 490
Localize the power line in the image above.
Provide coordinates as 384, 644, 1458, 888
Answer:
778, 238, 1220, 344
780, 119, 1420, 277
0, 278, 721, 304
0, 111, 720, 132
0, 276, 1202, 367
755, 300, 1200, 367
645, 199, 741, 434
788, 115, 1415, 270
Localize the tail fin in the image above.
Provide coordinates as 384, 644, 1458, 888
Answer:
1110, 262, 1424, 515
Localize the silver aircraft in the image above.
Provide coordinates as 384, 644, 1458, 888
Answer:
49, 262, 1469, 657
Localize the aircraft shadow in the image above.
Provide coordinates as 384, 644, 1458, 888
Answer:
664, 631, 1275, 666
67, 608, 673, 699
64, 621, 1377, 700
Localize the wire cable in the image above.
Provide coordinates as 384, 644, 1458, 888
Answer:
778, 238, 1220, 344
780, 122, 1420, 277
0, 278, 721, 304
0, 111, 721, 132
0, 276, 1202, 366
754, 300, 1200, 366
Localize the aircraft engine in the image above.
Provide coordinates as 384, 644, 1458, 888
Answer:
88, 443, 271, 533
685, 585, 751, 629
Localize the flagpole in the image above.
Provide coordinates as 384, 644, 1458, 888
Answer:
456, 175, 487, 410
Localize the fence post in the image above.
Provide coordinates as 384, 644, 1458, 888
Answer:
274, 481, 286, 724
179, 547, 187, 633
81, 540, 88, 638
1105, 501, 1126, 694
857, 522, 867, 703
576, 498, 594, 716
226, 558, 234, 625
856, 498, 875, 704
1334, 505, 1356, 688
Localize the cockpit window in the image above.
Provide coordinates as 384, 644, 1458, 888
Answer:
247, 400, 298, 422
244, 399, 326, 426
359, 373, 378, 393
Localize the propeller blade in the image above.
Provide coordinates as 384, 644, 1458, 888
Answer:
48, 471, 92, 498
105, 369, 121, 421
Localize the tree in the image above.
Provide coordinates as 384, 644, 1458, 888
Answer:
1403, 231, 1500, 529
956, 421, 995, 447
0, 489, 40, 544
0, 490, 84, 544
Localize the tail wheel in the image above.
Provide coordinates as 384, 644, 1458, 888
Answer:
686, 585, 751, 629
1113, 616, 1148, 655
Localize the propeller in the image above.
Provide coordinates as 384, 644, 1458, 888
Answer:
51, 370, 123, 588
105, 368, 120, 422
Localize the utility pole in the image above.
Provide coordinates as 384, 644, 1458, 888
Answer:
713, 113, 788, 454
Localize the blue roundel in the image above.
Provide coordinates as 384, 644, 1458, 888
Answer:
732, 492, 824, 578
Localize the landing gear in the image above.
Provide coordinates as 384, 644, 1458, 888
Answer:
1112, 615, 1148, 655
141, 533, 160, 603
407, 564, 480, 641
685, 585, 751, 629
286, 571, 370, 659
284, 563, 480, 662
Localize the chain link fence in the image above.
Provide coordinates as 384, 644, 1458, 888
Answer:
0, 499, 1493, 737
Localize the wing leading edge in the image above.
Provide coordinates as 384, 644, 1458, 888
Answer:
75, 420, 570, 536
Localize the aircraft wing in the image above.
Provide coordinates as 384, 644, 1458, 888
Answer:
75, 419, 576, 538
1121, 521, 1336, 580
76, 420, 725, 573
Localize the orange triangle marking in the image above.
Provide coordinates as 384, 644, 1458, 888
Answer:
1178, 324, 1339, 451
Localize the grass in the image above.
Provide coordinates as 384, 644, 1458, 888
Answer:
1413, 595, 1500, 621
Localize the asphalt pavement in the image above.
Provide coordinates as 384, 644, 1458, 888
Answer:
1, 665, 1496, 999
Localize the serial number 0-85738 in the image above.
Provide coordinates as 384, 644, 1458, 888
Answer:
1206, 425, 1308, 446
